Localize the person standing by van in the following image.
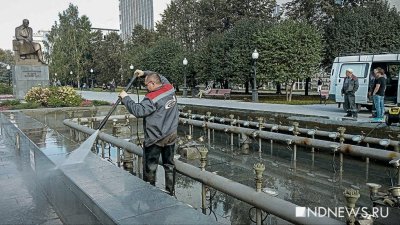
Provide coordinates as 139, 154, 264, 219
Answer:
317, 78, 323, 94
341, 68, 359, 118
371, 68, 386, 122
368, 69, 378, 118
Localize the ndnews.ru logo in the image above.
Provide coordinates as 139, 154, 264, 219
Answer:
295, 206, 389, 218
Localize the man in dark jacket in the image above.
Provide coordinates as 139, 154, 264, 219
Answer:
341, 68, 359, 118
119, 70, 179, 195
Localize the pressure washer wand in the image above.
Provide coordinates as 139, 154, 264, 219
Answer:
97, 74, 138, 130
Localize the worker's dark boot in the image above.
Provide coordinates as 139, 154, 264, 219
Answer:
344, 111, 352, 117
352, 111, 358, 119
144, 174, 156, 186
165, 170, 175, 196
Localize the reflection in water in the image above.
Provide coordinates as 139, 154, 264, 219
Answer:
23, 109, 399, 225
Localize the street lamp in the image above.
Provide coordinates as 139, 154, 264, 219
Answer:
182, 58, 188, 97
90, 69, 94, 90
70, 71, 73, 86
6, 65, 11, 87
251, 49, 259, 102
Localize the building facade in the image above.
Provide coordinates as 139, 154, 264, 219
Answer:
119, 0, 154, 41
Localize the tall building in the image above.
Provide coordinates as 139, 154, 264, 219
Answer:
119, 0, 154, 41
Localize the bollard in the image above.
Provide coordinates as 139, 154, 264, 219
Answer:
254, 163, 265, 225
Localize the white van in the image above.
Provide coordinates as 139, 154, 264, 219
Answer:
329, 53, 400, 110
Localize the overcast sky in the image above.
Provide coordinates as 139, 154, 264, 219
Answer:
0, 0, 170, 51
2, 0, 398, 51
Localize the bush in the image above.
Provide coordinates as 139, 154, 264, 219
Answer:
92, 100, 111, 106
25, 86, 83, 107
0, 99, 20, 106
11, 102, 40, 109
0, 83, 13, 94
25, 87, 51, 106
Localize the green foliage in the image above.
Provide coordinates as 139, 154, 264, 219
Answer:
324, 1, 400, 65
0, 83, 12, 94
11, 102, 40, 110
90, 32, 124, 86
0, 99, 20, 106
92, 100, 110, 106
25, 86, 83, 107
141, 38, 185, 85
45, 3, 93, 86
25, 87, 51, 106
256, 20, 322, 100
157, 0, 276, 50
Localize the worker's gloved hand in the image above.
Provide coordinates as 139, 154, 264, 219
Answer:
119, 90, 128, 99
134, 69, 144, 77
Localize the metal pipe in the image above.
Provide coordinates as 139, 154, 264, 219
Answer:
179, 118, 400, 162
180, 113, 400, 148
63, 119, 343, 225
175, 159, 343, 225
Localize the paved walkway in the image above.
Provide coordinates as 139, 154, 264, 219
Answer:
78, 91, 372, 122
0, 133, 62, 225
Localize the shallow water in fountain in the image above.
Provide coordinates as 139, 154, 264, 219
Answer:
22, 108, 397, 225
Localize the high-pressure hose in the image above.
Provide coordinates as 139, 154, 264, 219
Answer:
134, 79, 143, 147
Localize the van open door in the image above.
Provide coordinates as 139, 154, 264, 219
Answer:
335, 63, 370, 105
397, 69, 400, 106
329, 63, 339, 100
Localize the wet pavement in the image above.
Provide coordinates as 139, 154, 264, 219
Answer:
0, 132, 63, 225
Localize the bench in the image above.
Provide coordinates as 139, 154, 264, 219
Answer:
204, 89, 231, 100
320, 90, 329, 104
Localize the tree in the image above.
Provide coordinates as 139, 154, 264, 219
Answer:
194, 33, 226, 86
223, 19, 267, 93
156, 0, 199, 50
90, 32, 124, 86
256, 20, 322, 101
122, 24, 158, 78
0, 49, 14, 84
324, 1, 400, 66
45, 4, 93, 87
157, 0, 277, 51
140, 38, 185, 86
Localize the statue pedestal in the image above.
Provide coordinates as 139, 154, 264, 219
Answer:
13, 65, 49, 100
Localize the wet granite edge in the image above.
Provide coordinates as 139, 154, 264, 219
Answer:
0, 111, 218, 225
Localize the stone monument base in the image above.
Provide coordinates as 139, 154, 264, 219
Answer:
13, 65, 49, 100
